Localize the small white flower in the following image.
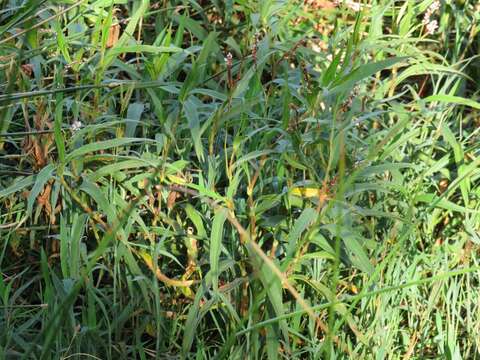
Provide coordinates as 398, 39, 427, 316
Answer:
311, 42, 322, 53
429, 0, 440, 12
224, 52, 233, 65
334, 0, 362, 12
347, 0, 362, 12
422, 1, 440, 25
422, 12, 431, 25
426, 20, 438, 35
423, 1, 440, 26
71, 120, 83, 131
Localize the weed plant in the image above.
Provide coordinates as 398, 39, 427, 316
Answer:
0, 0, 480, 358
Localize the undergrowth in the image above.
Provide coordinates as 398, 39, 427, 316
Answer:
1, 0, 480, 359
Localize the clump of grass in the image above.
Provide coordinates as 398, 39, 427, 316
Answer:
1, 0, 480, 359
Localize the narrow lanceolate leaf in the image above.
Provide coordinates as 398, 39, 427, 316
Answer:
179, 32, 218, 100
210, 208, 228, 291
441, 124, 469, 206
424, 94, 480, 110
182, 287, 209, 356
79, 179, 116, 222
183, 96, 204, 162
88, 159, 154, 181
414, 193, 475, 213
106, 44, 184, 58
27, 164, 55, 217
232, 150, 274, 170
322, 225, 374, 274
329, 57, 408, 95
0, 175, 36, 198
102, 0, 150, 68
285, 207, 318, 259
54, 99, 66, 163
185, 204, 207, 238
125, 102, 144, 138
173, 14, 207, 40
65, 138, 147, 161
343, 234, 375, 274
53, 20, 71, 63
247, 244, 291, 351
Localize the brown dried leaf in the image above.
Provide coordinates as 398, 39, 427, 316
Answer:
32, 140, 47, 169
21, 64, 34, 77
438, 179, 449, 193
106, 23, 120, 48
37, 183, 52, 216
167, 191, 180, 210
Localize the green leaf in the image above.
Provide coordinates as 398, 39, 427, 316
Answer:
322, 225, 374, 274
66, 138, 147, 161
106, 44, 184, 58
183, 96, 204, 162
173, 14, 207, 40
343, 234, 374, 274
233, 150, 274, 170
103, 0, 150, 68
182, 288, 204, 356
79, 179, 116, 222
322, 49, 344, 86
210, 208, 228, 291
88, 159, 154, 181
125, 102, 144, 138
0, 175, 36, 199
329, 57, 408, 95
179, 32, 218, 100
232, 55, 267, 98
54, 99, 66, 164
27, 164, 55, 217
247, 243, 291, 350
441, 123, 469, 206
285, 208, 317, 259
424, 94, 480, 110
53, 20, 71, 63
414, 193, 474, 213
185, 204, 207, 238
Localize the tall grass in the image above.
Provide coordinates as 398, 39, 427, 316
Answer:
0, 0, 479, 358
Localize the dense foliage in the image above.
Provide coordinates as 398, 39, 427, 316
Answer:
1, 0, 480, 358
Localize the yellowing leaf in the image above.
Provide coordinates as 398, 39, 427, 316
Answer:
138, 249, 153, 265
166, 174, 187, 185
137, 250, 196, 288
145, 322, 156, 337
290, 187, 322, 198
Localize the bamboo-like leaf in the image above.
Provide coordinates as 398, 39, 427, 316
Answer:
125, 102, 144, 138
183, 96, 204, 162
414, 193, 475, 213
424, 94, 480, 110
329, 57, 408, 95
102, 0, 150, 68
210, 208, 228, 291
66, 138, 147, 161
27, 164, 55, 217
285, 207, 318, 259
0, 175, 36, 199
